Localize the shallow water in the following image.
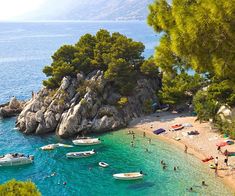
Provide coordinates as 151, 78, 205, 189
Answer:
0, 118, 233, 195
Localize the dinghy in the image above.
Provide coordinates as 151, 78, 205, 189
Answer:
171, 124, 184, 131
66, 150, 96, 158
99, 162, 109, 168
0, 153, 34, 167
72, 138, 101, 146
113, 172, 144, 180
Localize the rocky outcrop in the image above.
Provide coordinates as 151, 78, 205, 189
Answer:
16, 70, 160, 138
217, 105, 235, 123
0, 97, 25, 118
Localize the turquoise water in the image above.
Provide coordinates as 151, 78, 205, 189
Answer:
0, 21, 233, 195
0, 117, 233, 195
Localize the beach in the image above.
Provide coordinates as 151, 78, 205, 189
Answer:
129, 111, 235, 192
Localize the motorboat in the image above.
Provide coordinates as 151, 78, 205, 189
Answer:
99, 162, 109, 168
113, 172, 144, 180
66, 150, 96, 158
72, 138, 101, 146
0, 153, 34, 167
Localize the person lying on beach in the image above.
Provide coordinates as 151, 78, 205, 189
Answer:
202, 181, 208, 186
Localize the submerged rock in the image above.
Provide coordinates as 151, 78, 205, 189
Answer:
16, 71, 160, 137
0, 97, 25, 118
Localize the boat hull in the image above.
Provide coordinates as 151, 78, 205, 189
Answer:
0, 158, 33, 167
113, 173, 143, 180
66, 151, 95, 158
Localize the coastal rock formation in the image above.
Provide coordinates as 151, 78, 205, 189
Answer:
16, 71, 160, 138
0, 97, 25, 118
217, 105, 235, 123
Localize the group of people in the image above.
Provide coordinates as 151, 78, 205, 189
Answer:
214, 146, 230, 176
128, 130, 151, 151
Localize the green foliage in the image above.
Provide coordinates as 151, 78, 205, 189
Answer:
148, 0, 235, 81
140, 57, 159, 78
193, 90, 220, 121
0, 179, 41, 196
159, 72, 204, 106
143, 99, 153, 114
117, 97, 128, 108
43, 29, 145, 92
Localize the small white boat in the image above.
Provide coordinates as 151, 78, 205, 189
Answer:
99, 162, 109, 168
40, 144, 57, 150
66, 150, 96, 158
113, 172, 144, 180
0, 153, 34, 167
40, 143, 73, 151
72, 138, 101, 146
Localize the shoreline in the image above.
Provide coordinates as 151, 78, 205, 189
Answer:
128, 111, 235, 192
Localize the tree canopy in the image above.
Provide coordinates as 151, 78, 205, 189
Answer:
43, 29, 147, 92
0, 179, 41, 196
148, 0, 235, 81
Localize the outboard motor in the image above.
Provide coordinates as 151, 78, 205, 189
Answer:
29, 155, 34, 161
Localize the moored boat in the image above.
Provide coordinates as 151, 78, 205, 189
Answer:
113, 172, 144, 180
0, 153, 34, 167
99, 162, 109, 168
72, 138, 101, 146
171, 124, 184, 131
40, 144, 57, 150
66, 150, 96, 158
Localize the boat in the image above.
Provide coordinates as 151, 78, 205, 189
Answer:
66, 150, 96, 158
99, 162, 109, 168
0, 153, 34, 167
202, 156, 214, 162
72, 138, 101, 146
113, 172, 144, 180
171, 124, 184, 131
153, 128, 166, 135
40, 144, 57, 150
40, 143, 73, 150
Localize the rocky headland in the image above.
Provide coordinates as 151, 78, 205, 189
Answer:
15, 70, 160, 138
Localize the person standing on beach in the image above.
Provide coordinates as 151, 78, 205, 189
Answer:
143, 132, 146, 138
217, 146, 222, 154
148, 138, 151, 144
184, 145, 188, 153
214, 157, 218, 176
224, 154, 228, 166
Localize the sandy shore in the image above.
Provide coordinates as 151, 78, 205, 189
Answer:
129, 111, 235, 192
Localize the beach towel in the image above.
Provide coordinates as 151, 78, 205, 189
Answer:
153, 128, 166, 135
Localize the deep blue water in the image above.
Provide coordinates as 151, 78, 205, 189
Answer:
0, 21, 157, 104
0, 22, 233, 195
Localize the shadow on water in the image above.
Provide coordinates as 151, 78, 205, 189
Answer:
127, 181, 155, 190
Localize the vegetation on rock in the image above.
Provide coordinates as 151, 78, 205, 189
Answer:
0, 179, 41, 196
43, 29, 154, 96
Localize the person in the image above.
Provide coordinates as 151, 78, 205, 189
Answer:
202, 181, 207, 186
132, 134, 135, 140
214, 157, 218, 176
217, 146, 222, 154
148, 138, 151, 144
145, 148, 149, 152
140, 171, 143, 174
188, 187, 193, 192
128, 130, 131, 134
224, 156, 228, 166
184, 145, 188, 153
131, 141, 134, 147
163, 165, 167, 170
160, 160, 164, 165
174, 166, 177, 171
143, 132, 146, 137
224, 149, 228, 156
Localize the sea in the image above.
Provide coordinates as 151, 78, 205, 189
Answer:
0, 21, 233, 196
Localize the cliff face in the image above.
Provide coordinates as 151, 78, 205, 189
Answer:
16, 70, 159, 138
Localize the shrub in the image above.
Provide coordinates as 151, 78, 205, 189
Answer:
117, 97, 128, 108
0, 179, 41, 196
